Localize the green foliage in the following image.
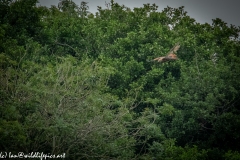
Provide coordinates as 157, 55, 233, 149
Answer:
224, 150, 240, 160
0, 120, 26, 151
1, 0, 240, 159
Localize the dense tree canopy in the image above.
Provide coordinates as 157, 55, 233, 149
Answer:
1, 0, 240, 159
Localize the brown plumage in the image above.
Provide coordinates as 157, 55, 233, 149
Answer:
153, 43, 180, 63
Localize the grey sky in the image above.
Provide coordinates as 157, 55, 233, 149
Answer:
38, 0, 240, 27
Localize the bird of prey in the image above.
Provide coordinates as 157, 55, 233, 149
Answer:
153, 43, 180, 63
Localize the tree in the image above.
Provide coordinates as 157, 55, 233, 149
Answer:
1, 0, 240, 159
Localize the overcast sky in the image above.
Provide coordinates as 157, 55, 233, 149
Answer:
38, 0, 240, 27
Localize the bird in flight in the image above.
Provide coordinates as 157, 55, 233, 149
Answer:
152, 43, 180, 63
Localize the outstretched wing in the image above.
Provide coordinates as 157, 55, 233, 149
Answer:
166, 43, 180, 55
153, 56, 165, 62
152, 43, 180, 63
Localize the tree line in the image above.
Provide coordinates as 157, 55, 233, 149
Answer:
0, 0, 240, 159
